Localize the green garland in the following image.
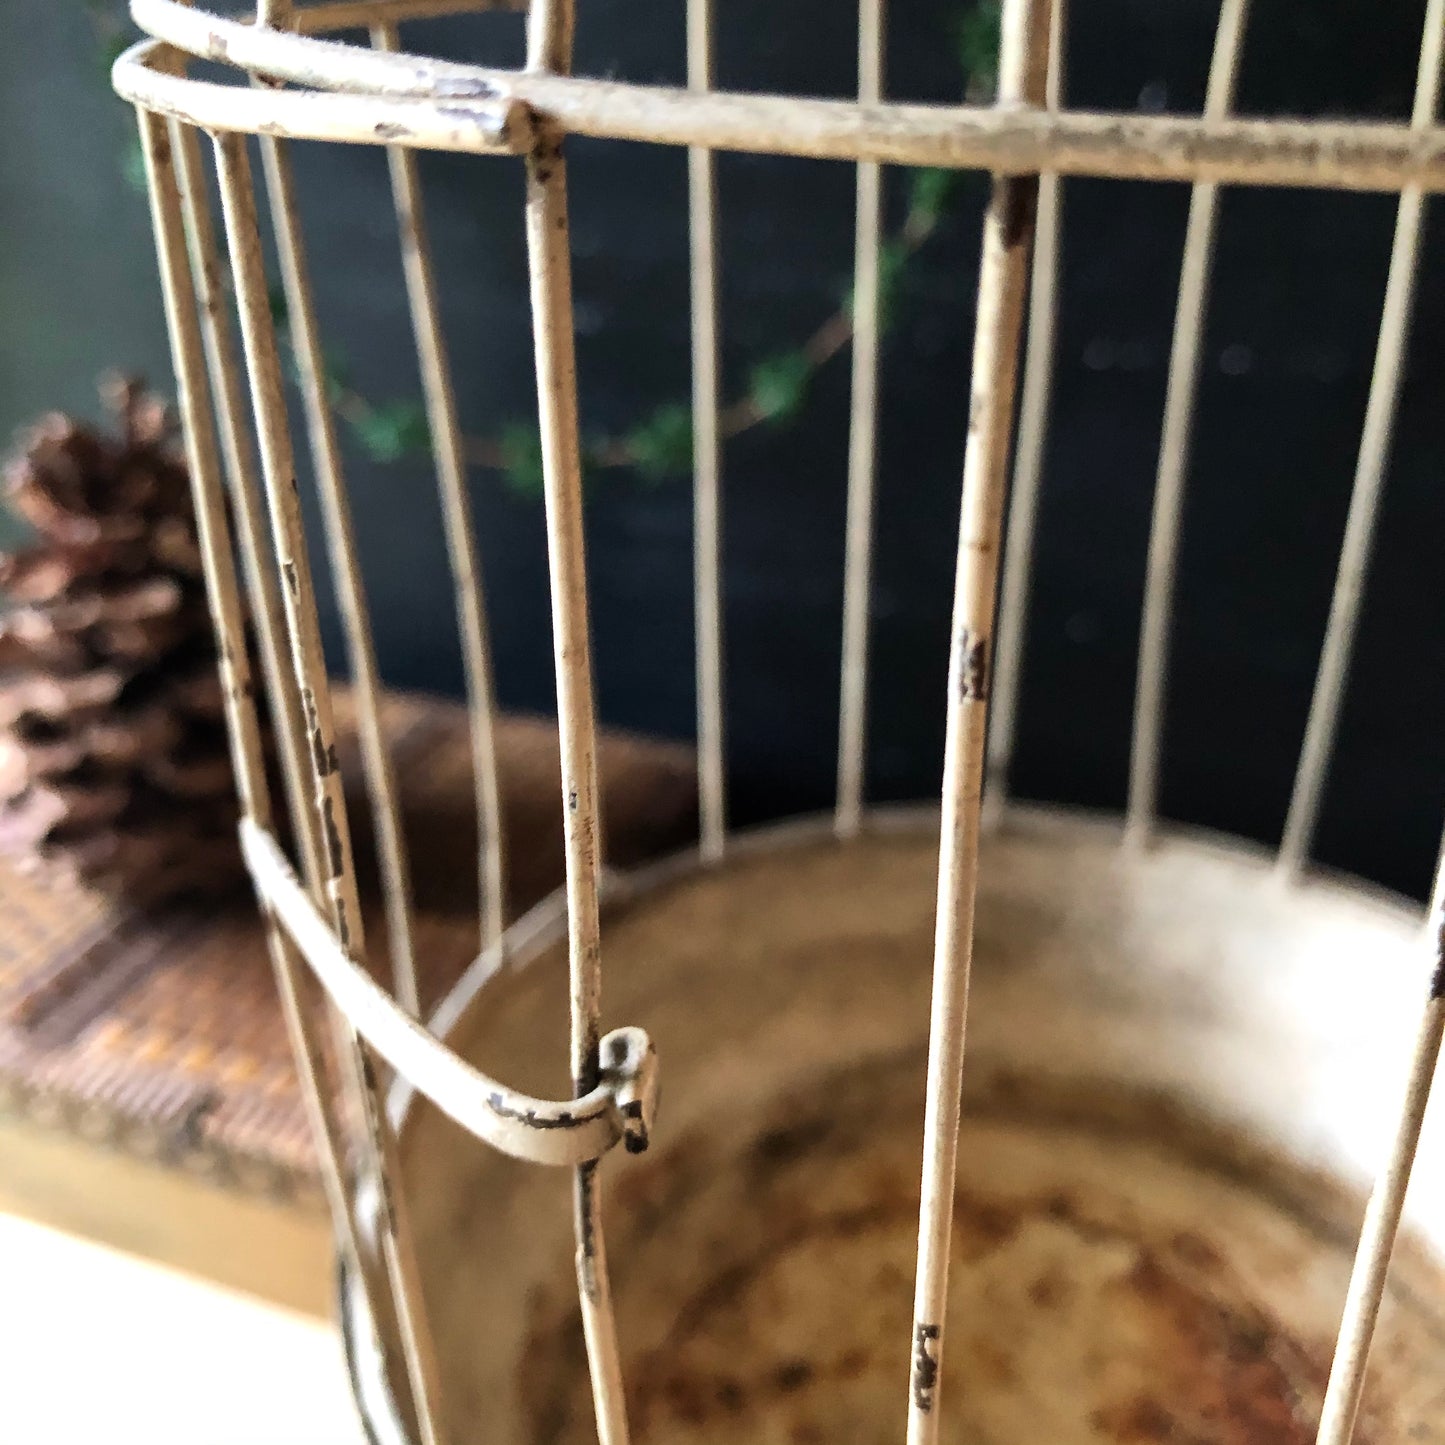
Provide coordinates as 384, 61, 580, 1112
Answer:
96, 0, 1001, 499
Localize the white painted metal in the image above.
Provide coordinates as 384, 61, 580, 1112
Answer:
116, 4, 1445, 1443
241, 820, 659, 1168
987, 0, 1066, 817
688, 0, 726, 863
1127, 0, 1251, 846
1278, 0, 1445, 877
834, 0, 887, 839
906, 5, 1048, 1437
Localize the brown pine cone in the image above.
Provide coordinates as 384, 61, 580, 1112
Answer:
0, 376, 246, 904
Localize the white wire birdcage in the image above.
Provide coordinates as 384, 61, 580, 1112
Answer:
112, 0, 1445, 1442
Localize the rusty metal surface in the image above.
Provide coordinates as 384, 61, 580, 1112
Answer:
522, 1056, 1444, 1444
367, 812, 1445, 1445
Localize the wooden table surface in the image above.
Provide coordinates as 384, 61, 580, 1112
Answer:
0, 690, 697, 1313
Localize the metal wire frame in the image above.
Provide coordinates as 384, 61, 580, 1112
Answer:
213, 127, 453, 1445
1278, 0, 1445, 877
905, 5, 1048, 1438
833, 0, 887, 839
984, 0, 1065, 820
371, 19, 509, 959
522, 0, 636, 1434
687, 0, 725, 862
137, 106, 443, 1444
161, 110, 445, 1419
113, 1, 1445, 1442
1126, 0, 1251, 846
122, 2, 1445, 189
256, 127, 424, 1016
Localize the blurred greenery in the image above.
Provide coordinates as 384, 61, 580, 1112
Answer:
627, 403, 695, 482
499, 423, 546, 498
748, 350, 814, 426
956, 0, 1003, 98
908, 167, 963, 224
353, 400, 430, 464
76, 0, 1003, 497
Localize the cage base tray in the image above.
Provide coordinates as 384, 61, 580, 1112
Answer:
359, 809, 1445, 1445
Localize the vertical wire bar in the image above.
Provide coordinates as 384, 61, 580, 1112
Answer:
210, 130, 447, 1445
372, 21, 507, 959
984, 0, 1066, 822
1315, 853, 1445, 1445
904, 2, 1048, 1440
162, 61, 410, 1369
169, 121, 318, 876
137, 108, 379, 1320
687, 0, 726, 862
528, 147, 631, 1445
162, 114, 382, 1315
258, 130, 423, 1016
1125, 0, 1250, 846
526, 0, 573, 74
524, 0, 631, 1435
1277, 0, 1445, 878
834, 0, 887, 840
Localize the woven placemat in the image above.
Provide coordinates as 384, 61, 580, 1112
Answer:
0, 689, 698, 1203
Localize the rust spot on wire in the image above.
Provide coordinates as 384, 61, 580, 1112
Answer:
575, 1163, 602, 1302
299, 687, 339, 776
997, 174, 1040, 248
911, 1320, 941, 1412
435, 104, 508, 142
435, 77, 501, 100
958, 628, 990, 701
485, 1092, 584, 1131
531, 136, 564, 187
773, 1359, 814, 1393
319, 795, 344, 879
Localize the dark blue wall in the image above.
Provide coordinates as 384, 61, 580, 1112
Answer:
3, 0, 1443, 897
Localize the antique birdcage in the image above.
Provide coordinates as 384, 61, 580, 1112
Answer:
112, 0, 1445, 1441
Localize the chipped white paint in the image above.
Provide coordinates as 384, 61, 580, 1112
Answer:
242, 821, 659, 1168
119, 4, 1445, 1444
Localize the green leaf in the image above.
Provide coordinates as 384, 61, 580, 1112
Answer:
908, 167, 959, 224
499, 422, 546, 498
86, 0, 132, 79
878, 238, 909, 320
843, 237, 912, 332
99, 31, 130, 80
353, 399, 430, 463
956, 0, 1002, 98
748, 350, 812, 425
323, 346, 352, 386
627, 403, 693, 482
322, 347, 353, 406
121, 135, 148, 194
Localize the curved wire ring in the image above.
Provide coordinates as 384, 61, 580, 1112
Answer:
114, 40, 531, 152
239, 820, 660, 1168
121, 0, 1445, 191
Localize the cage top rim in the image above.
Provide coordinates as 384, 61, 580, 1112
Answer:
117, 0, 1445, 193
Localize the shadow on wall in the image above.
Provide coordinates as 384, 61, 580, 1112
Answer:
2, 0, 1443, 897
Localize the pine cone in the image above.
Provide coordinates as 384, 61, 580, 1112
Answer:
0, 376, 245, 903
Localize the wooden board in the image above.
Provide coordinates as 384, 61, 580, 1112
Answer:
0, 688, 697, 1307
